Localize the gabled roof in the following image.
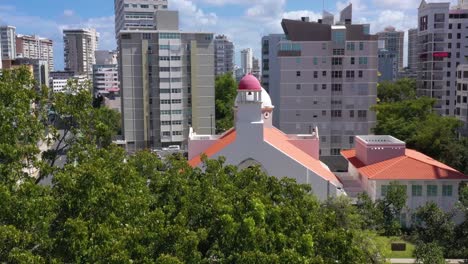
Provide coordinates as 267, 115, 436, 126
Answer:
188, 128, 236, 167
188, 126, 341, 186
341, 149, 467, 180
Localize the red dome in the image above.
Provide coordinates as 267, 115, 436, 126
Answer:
238, 74, 262, 91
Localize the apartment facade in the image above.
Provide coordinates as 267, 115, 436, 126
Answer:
63, 28, 99, 78
378, 49, 398, 82
16, 34, 54, 72
269, 6, 377, 159
456, 64, 468, 135
114, 0, 168, 35
241, 48, 252, 74
417, 0, 468, 116
252, 57, 261, 79
2, 58, 49, 88
214, 35, 234, 76
0, 26, 16, 60
408, 28, 418, 72
376, 26, 404, 71
261, 34, 284, 92
118, 10, 215, 152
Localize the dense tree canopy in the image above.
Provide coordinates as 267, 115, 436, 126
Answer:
0, 68, 390, 263
373, 79, 468, 173
215, 73, 237, 133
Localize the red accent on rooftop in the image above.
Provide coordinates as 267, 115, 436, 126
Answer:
341, 149, 467, 180
238, 74, 262, 91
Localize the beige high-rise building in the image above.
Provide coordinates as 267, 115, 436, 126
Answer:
114, 0, 168, 35
16, 34, 54, 72
63, 28, 99, 77
118, 10, 215, 151
0, 25, 16, 60
241, 48, 253, 74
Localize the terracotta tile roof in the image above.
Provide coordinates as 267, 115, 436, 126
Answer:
188, 126, 341, 186
188, 128, 236, 167
263, 127, 341, 185
341, 149, 468, 180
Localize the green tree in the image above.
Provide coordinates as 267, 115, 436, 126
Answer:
378, 78, 417, 103
414, 242, 446, 264
377, 182, 407, 236
215, 73, 237, 132
356, 192, 384, 231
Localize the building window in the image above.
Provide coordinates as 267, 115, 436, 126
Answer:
331, 149, 341, 155
296, 110, 301, 117
332, 71, 342, 78
358, 70, 363, 78
347, 42, 355, 51
427, 185, 438, 196
332, 84, 342, 92
442, 185, 453, 196
296, 71, 301, 77
448, 33, 452, 39
449, 23, 453, 29
346, 70, 355, 78
359, 57, 368, 65
314, 71, 318, 78
333, 49, 345, 56
331, 110, 342, 117
349, 110, 354, 118
359, 42, 364, 50
332, 57, 343, 65
350, 57, 355, 65
313, 57, 318, 65
349, 136, 354, 144
172, 131, 182, 136
296, 84, 301, 90
322, 84, 327, 90
412, 185, 422, 197
322, 71, 327, 77
313, 84, 318, 91
381, 185, 388, 196
322, 43, 327, 50
322, 110, 326, 116
457, 33, 461, 39
162, 131, 171, 136
358, 110, 367, 118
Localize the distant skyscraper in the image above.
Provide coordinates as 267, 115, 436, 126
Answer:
63, 28, 99, 77
377, 26, 404, 71
16, 34, 54, 72
268, 4, 378, 159
241, 48, 252, 74
407, 28, 418, 71
95, 50, 118, 65
114, 0, 169, 35
93, 50, 119, 97
0, 25, 16, 60
214, 35, 234, 76
117, 10, 215, 152
252, 57, 260, 79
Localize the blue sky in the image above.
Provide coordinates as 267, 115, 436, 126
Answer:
0, 0, 457, 70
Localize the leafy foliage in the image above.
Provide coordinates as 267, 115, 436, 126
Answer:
215, 73, 237, 133
373, 79, 468, 173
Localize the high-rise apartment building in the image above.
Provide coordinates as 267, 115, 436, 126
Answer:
241, 48, 253, 74
214, 35, 234, 76
252, 57, 261, 79
456, 64, 468, 135
261, 34, 285, 91
267, 4, 378, 159
408, 28, 418, 71
63, 28, 99, 77
417, 0, 468, 116
93, 50, 119, 97
16, 34, 54, 72
114, 0, 168, 35
376, 26, 404, 71
118, 10, 215, 152
0, 26, 16, 60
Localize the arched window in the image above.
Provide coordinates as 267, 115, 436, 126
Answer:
238, 158, 268, 174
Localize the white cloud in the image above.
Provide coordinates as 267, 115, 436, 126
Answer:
63, 9, 75, 17
336, 0, 367, 12
170, 0, 218, 27
283, 10, 321, 22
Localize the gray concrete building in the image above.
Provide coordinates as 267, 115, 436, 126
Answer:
63, 28, 99, 78
408, 28, 418, 72
214, 35, 234, 76
114, 0, 168, 35
378, 49, 397, 82
417, 0, 468, 116
456, 64, 468, 135
267, 4, 378, 160
0, 26, 16, 60
377, 26, 404, 71
241, 48, 252, 74
118, 10, 215, 152
252, 56, 261, 80
261, 34, 284, 92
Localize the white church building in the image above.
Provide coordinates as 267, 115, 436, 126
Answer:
188, 74, 345, 199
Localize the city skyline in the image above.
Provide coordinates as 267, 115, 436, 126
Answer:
0, 0, 456, 71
